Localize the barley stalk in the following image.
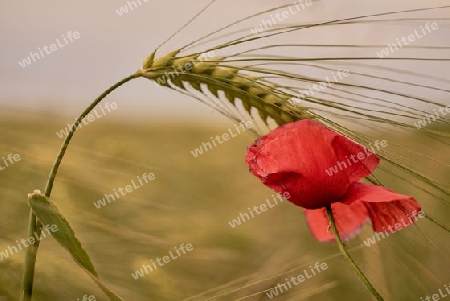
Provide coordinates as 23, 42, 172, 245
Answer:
18, 2, 450, 300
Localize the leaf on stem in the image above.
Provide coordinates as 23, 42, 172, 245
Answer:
28, 191, 123, 301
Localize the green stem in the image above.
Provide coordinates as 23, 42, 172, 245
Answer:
325, 205, 384, 301
43, 72, 142, 196
20, 212, 42, 301
20, 72, 142, 301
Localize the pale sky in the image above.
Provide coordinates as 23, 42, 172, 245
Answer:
1, 0, 448, 123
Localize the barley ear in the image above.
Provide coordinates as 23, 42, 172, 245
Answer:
142, 51, 156, 69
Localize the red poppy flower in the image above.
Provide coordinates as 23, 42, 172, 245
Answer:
245, 120, 421, 242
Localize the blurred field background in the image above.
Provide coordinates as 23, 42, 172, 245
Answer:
0, 109, 448, 301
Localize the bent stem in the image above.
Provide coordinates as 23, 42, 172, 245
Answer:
325, 205, 384, 301
20, 72, 142, 301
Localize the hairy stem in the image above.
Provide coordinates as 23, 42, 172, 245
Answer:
20, 72, 142, 301
326, 205, 384, 301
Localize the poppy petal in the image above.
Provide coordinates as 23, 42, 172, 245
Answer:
303, 201, 369, 242
339, 182, 421, 233
245, 120, 351, 209
330, 135, 380, 183
365, 201, 421, 233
